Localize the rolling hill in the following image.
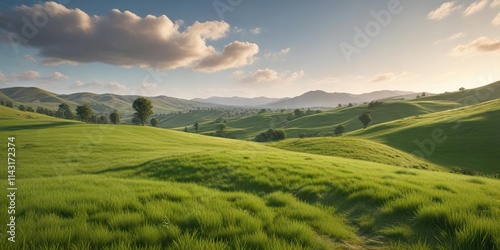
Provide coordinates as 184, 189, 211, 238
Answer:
1, 104, 499, 249
0, 87, 220, 117
351, 98, 500, 175
192, 96, 284, 107
264, 90, 415, 108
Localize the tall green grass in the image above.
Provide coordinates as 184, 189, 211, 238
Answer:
1, 105, 500, 249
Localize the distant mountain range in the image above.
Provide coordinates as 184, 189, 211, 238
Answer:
192, 96, 286, 107
195, 90, 417, 108
0, 87, 418, 115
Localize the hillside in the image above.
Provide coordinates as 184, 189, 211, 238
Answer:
182, 100, 462, 140
417, 81, 500, 104
0, 87, 220, 117
270, 137, 443, 171
192, 96, 284, 107
265, 90, 414, 109
352, 98, 500, 174
1, 105, 500, 249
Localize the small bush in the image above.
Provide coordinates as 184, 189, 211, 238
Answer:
254, 129, 287, 142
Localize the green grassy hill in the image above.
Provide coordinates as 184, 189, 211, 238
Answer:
418, 81, 500, 104
352, 99, 500, 175
270, 137, 444, 171
1, 105, 500, 249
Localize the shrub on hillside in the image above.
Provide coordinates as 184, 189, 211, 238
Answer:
254, 129, 287, 142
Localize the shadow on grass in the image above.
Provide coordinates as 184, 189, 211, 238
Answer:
92, 156, 279, 194
1, 121, 77, 131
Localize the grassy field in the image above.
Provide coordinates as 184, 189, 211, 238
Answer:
270, 137, 444, 171
352, 99, 500, 175
1, 105, 500, 249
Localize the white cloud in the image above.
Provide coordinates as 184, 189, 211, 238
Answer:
264, 48, 291, 61
10, 70, 40, 81
250, 27, 262, 35
370, 73, 396, 82
24, 55, 37, 62
492, 0, 500, 8
0, 2, 258, 72
49, 72, 69, 80
0, 71, 5, 83
492, 13, 500, 25
463, 0, 489, 16
0, 70, 69, 83
427, 2, 462, 20
108, 82, 127, 91
233, 26, 244, 34
370, 72, 411, 83
451, 36, 500, 56
72, 80, 102, 88
72, 80, 128, 92
194, 41, 259, 72
233, 68, 303, 83
435, 32, 465, 44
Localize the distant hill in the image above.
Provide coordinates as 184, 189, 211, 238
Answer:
192, 96, 285, 107
0, 87, 220, 116
263, 90, 415, 108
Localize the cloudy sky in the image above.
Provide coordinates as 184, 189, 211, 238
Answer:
0, 0, 498, 99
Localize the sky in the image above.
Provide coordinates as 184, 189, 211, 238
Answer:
0, 0, 499, 99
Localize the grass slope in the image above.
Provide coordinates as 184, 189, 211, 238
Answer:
352, 99, 500, 174
1, 105, 500, 249
270, 137, 443, 171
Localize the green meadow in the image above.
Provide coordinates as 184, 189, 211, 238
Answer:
1, 98, 500, 249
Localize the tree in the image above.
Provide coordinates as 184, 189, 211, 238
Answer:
358, 111, 372, 129
337, 103, 342, 108
0, 100, 4, 106
422, 92, 426, 97
150, 118, 158, 127
18, 104, 26, 111
459, 87, 465, 91
75, 104, 94, 123
184, 127, 188, 132
5, 101, 13, 108
36, 107, 45, 114
132, 116, 141, 125
334, 125, 345, 136
294, 109, 304, 118
26, 106, 34, 112
99, 115, 109, 124
348, 103, 354, 107
193, 122, 199, 133
215, 123, 227, 137
132, 97, 153, 126
254, 129, 287, 142
58, 103, 74, 119
109, 112, 120, 124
